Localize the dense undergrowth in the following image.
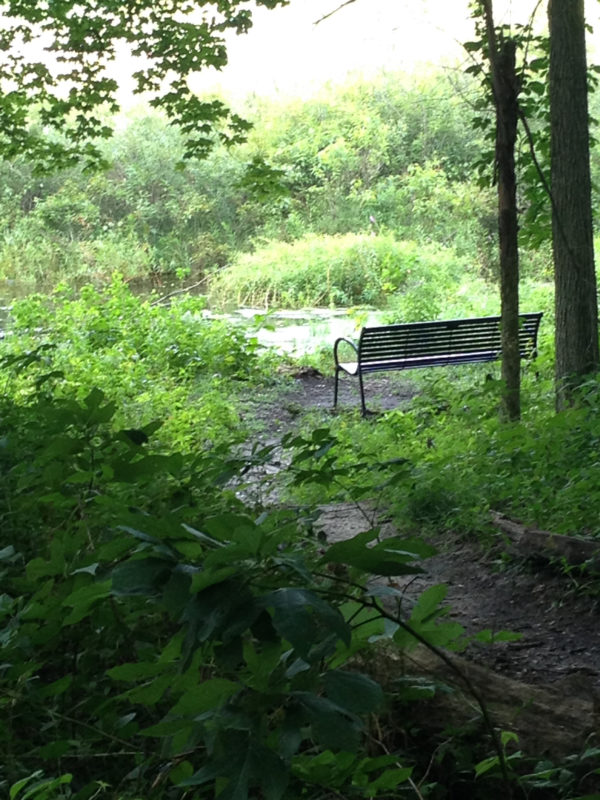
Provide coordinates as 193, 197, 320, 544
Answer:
284, 359, 600, 541
0, 72, 493, 288
1, 281, 600, 800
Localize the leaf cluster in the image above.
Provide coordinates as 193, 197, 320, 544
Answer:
0, 0, 287, 170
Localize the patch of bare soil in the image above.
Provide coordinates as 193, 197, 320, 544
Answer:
246, 371, 600, 695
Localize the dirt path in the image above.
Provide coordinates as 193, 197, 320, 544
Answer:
244, 371, 600, 693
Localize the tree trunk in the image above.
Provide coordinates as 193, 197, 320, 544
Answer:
482, 0, 521, 420
548, 0, 599, 409
496, 39, 521, 421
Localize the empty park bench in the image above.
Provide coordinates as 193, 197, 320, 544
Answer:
333, 312, 543, 415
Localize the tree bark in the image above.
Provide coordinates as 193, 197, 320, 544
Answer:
491, 511, 600, 565
548, 0, 599, 409
369, 644, 600, 760
496, 39, 521, 421
482, 1, 521, 420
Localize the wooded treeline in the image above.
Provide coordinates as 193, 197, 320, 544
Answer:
0, 71, 563, 287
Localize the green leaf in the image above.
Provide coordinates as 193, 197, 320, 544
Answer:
295, 692, 362, 751
107, 662, 166, 682
162, 570, 192, 619
261, 588, 350, 659
366, 766, 413, 791
169, 761, 194, 785
393, 676, 443, 701
189, 565, 237, 593
323, 670, 384, 714
71, 562, 100, 576
119, 428, 149, 446
38, 740, 72, 760
113, 454, 183, 481
141, 716, 194, 738
41, 435, 81, 458
36, 674, 72, 698
409, 584, 449, 625
62, 579, 111, 624
203, 512, 259, 546
10, 773, 73, 800
84, 388, 116, 423
127, 674, 173, 707
258, 747, 289, 800
170, 678, 239, 714
322, 532, 433, 577
0, 545, 16, 561
10, 772, 43, 800
243, 639, 284, 691
475, 754, 501, 777
501, 730, 519, 747
183, 581, 258, 645
111, 558, 171, 596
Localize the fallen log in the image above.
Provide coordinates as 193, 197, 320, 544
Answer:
369, 643, 600, 759
491, 512, 600, 566
316, 503, 600, 758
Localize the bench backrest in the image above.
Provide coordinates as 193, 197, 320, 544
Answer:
358, 312, 543, 368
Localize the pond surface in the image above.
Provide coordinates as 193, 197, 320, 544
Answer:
223, 307, 385, 355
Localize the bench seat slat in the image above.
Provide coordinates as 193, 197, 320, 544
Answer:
340, 350, 501, 375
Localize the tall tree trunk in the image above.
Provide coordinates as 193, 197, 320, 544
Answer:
482, 1, 521, 420
548, 0, 599, 409
496, 39, 521, 421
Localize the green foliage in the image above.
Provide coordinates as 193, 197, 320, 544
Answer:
0, 0, 287, 170
1, 67, 584, 291
0, 115, 240, 283
1, 283, 598, 798
293, 336, 600, 541
209, 233, 469, 310
465, 13, 599, 253
363, 161, 496, 260
0, 71, 501, 289
0, 358, 477, 800
3, 276, 278, 450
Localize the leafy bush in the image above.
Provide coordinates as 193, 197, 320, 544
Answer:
0, 362, 489, 800
209, 233, 469, 310
0, 297, 597, 799
3, 276, 279, 450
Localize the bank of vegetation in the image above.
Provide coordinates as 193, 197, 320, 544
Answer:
0, 71, 561, 292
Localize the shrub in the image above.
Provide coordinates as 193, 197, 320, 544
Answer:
3, 276, 279, 450
209, 233, 469, 310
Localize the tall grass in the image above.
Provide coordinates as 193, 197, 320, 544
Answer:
209, 233, 471, 310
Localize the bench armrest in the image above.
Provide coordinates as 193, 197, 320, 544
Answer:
334, 336, 359, 366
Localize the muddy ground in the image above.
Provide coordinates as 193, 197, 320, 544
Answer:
239, 370, 600, 694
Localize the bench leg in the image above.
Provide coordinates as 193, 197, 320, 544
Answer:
358, 370, 368, 416
335, 368, 368, 415
333, 368, 340, 408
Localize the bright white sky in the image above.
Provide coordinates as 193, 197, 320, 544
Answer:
189, 0, 476, 98
184, 0, 600, 100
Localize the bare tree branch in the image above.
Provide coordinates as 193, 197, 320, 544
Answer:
314, 0, 357, 25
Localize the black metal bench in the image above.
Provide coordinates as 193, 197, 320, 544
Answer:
334, 312, 543, 415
